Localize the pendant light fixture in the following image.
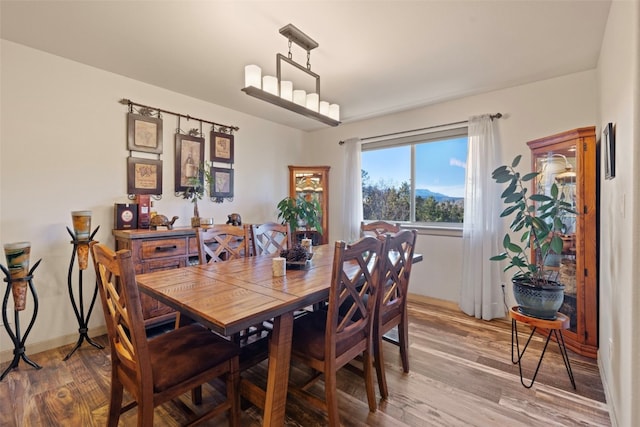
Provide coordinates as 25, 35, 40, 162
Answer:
241, 24, 340, 127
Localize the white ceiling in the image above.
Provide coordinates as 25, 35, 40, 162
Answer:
0, 1, 611, 131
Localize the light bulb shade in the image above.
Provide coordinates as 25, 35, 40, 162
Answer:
293, 89, 306, 106
319, 101, 330, 116
244, 65, 261, 88
263, 76, 278, 95
306, 93, 319, 112
328, 104, 340, 121
280, 80, 293, 101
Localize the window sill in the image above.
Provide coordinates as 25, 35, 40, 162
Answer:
399, 224, 463, 238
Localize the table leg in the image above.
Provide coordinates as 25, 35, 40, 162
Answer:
262, 311, 293, 427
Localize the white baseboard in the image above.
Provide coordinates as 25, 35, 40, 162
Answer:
598, 349, 618, 427
0, 326, 108, 364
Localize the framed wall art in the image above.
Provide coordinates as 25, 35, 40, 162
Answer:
127, 157, 162, 195
175, 133, 205, 192
211, 167, 234, 198
604, 122, 615, 180
127, 113, 163, 154
211, 131, 234, 164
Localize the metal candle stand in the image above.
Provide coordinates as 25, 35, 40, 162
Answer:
0, 260, 42, 380
63, 226, 104, 360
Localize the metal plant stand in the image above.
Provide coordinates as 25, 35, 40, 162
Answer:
63, 226, 104, 360
0, 260, 42, 380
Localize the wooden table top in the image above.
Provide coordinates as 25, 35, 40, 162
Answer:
136, 244, 336, 336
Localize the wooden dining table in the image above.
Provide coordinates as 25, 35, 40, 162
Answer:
136, 243, 423, 426
136, 244, 337, 426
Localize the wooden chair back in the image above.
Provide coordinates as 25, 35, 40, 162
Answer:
327, 236, 384, 364
196, 224, 249, 264
374, 228, 417, 398
250, 222, 291, 256
91, 242, 150, 387
360, 220, 401, 237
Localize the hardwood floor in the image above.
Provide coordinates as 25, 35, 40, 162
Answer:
0, 297, 609, 426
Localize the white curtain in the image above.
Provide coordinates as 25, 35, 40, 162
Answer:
459, 115, 504, 320
341, 137, 363, 242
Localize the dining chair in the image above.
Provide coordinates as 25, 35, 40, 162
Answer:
196, 224, 250, 263
360, 220, 401, 237
250, 221, 291, 256
288, 236, 385, 426
373, 229, 417, 399
90, 242, 240, 427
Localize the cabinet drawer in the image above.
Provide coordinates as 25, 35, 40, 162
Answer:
140, 238, 187, 260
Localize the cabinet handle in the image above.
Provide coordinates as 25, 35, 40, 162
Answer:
155, 245, 177, 252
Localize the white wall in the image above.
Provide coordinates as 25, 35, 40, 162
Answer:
0, 40, 305, 356
304, 71, 598, 303
596, 2, 639, 426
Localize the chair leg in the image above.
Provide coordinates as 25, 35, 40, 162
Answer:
107, 378, 124, 427
362, 349, 377, 413
137, 397, 155, 427
191, 385, 202, 405
399, 317, 410, 373
374, 332, 389, 399
324, 366, 341, 426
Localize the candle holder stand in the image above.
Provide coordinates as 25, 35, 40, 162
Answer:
0, 260, 42, 380
63, 226, 104, 360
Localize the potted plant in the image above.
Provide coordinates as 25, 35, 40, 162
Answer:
276, 195, 323, 239
490, 154, 576, 319
182, 162, 212, 227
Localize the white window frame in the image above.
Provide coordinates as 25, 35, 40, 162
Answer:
361, 126, 468, 236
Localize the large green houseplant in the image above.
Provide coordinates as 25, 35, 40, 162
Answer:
276, 195, 323, 238
490, 155, 576, 319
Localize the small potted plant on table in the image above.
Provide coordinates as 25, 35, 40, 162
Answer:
276, 195, 323, 242
490, 155, 576, 319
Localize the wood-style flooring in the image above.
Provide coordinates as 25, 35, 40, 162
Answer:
0, 296, 610, 426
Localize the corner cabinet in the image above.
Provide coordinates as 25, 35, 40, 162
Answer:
112, 227, 200, 327
527, 127, 598, 358
289, 165, 330, 245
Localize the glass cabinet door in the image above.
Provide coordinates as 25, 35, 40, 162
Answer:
288, 166, 330, 245
532, 147, 578, 332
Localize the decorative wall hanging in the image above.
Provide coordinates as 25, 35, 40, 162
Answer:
119, 99, 239, 203
211, 130, 234, 164
211, 166, 234, 200
127, 112, 163, 154
127, 157, 163, 195
175, 130, 205, 193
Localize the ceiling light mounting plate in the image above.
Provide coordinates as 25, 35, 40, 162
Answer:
279, 24, 318, 51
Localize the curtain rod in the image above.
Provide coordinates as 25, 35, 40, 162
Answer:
338, 113, 502, 145
119, 98, 240, 132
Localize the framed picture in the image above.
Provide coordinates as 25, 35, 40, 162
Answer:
175, 133, 205, 192
127, 113, 163, 154
211, 167, 234, 198
211, 131, 234, 164
127, 157, 162, 195
604, 122, 615, 180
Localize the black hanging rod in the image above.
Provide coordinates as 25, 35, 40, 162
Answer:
119, 98, 239, 132
338, 113, 502, 145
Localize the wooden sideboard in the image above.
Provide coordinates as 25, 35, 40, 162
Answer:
112, 227, 200, 327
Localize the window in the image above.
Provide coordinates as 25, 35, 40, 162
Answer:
361, 127, 468, 227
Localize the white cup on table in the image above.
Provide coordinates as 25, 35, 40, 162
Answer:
272, 257, 286, 277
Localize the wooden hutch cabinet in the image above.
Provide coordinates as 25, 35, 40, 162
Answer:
112, 228, 199, 327
288, 165, 330, 245
527, 126, 598, 358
